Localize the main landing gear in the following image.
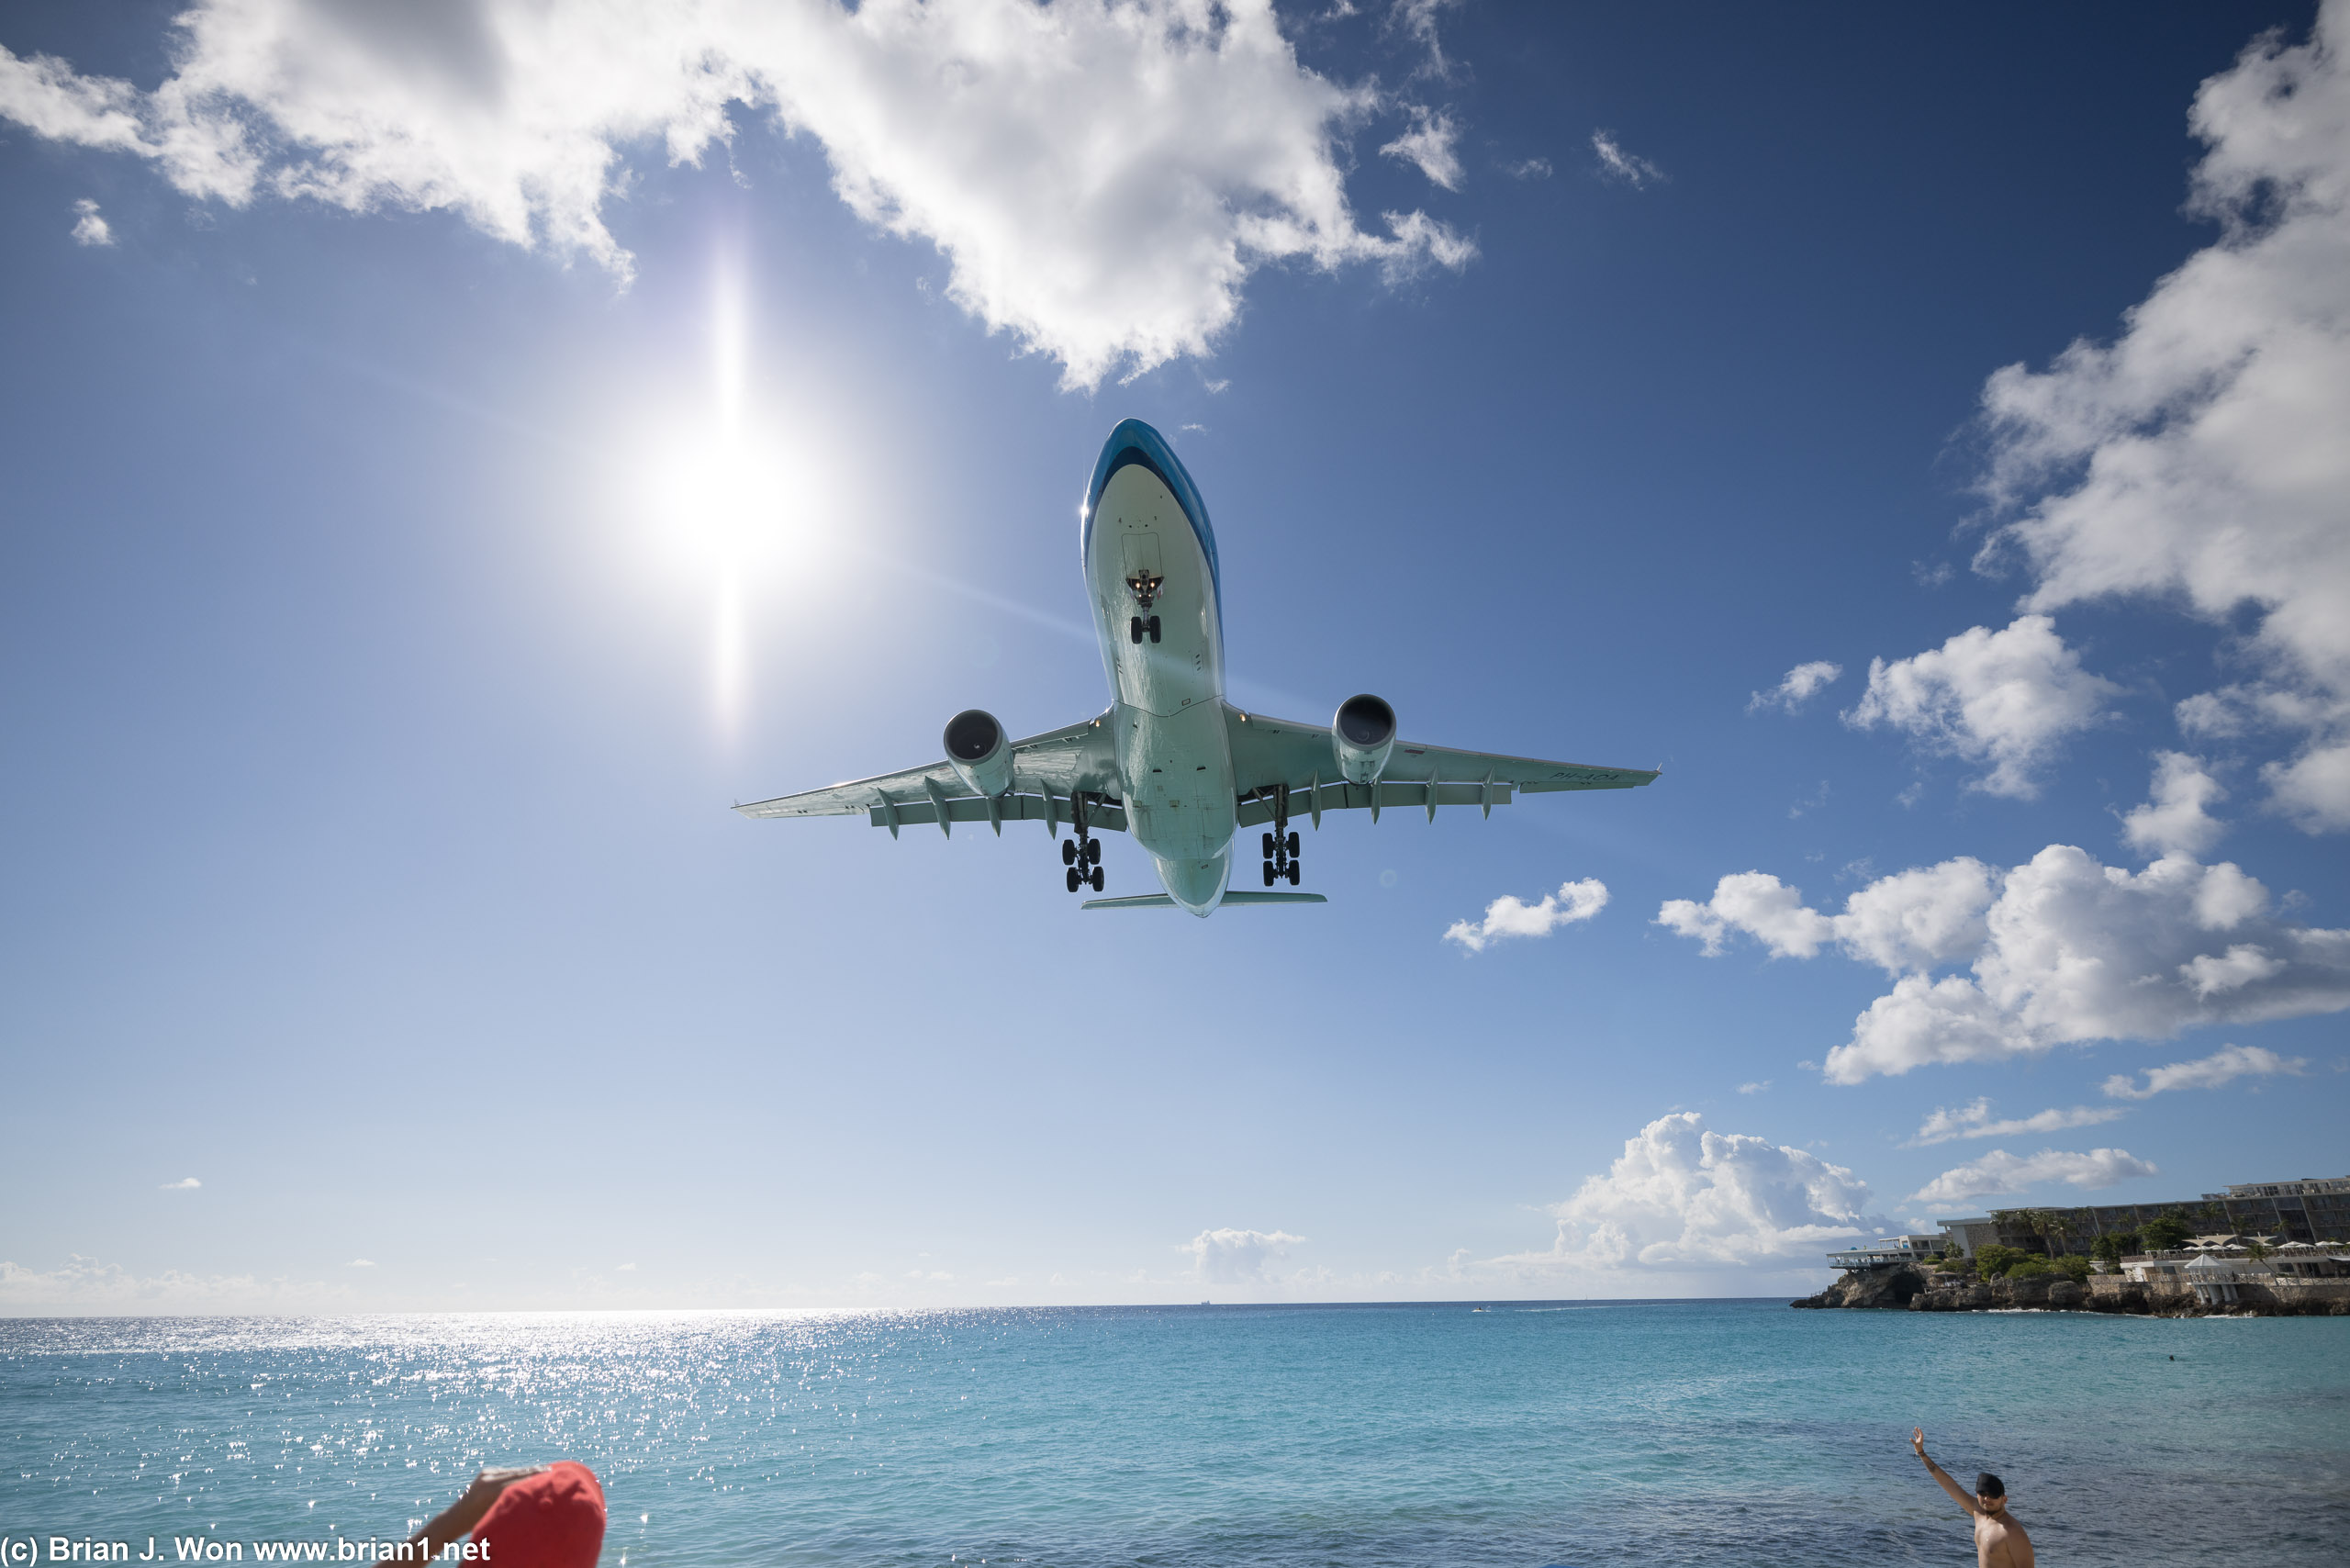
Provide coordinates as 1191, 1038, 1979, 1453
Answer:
1261, 784, 1303, 887
1062, 794, 1105, 894
1128, 614, 1161, 644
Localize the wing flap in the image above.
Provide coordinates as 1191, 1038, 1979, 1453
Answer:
871, 794, 1130, 834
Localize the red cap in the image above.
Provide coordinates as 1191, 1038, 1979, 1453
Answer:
470, 1462, 606, 1568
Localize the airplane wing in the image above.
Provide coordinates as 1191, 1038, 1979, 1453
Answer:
1225, 706, 1658, 827
733, 713, 1127, 836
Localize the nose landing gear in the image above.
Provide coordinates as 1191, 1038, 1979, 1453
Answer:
1127, 615, 1161, 644
1061, 794, 1105, 894
1260, 785, 1303, 887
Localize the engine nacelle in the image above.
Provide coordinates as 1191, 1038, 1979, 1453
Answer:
1331, 693, 1396, 786
944, 709, 1015, 798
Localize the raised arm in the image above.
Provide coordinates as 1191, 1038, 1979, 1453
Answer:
1912, 1428, 1979, 1517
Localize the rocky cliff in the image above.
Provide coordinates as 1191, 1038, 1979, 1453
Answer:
1794, 1265, 2350, 1316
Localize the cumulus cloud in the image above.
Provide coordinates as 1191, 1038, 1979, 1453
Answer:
1380, 104, 1461, 189
1829, 848, 2350, 1081
1972, 4, 2350, 828
1906, 1098, 2125, 1147
1737, 1080, 1770, 1095
2101, 1041, 2307, 1099
159, 1176, 201, 1190
1182, 1226, 1304, 1284
1904, 1147, 2158, 1208
1501, 1113, 1881, 1270
1661, 847, 2350, 1082
0, 0, 1473, 388
69, 196, 113, 245
1843, 616, 2119, 798
1749, 660, 1842, 714
1443, 877, 1607, 952
345, 1258, 376, 1268
1590, 129, 1662, 187
1657, 858, 1996, 970
2121, 751, 2228, 857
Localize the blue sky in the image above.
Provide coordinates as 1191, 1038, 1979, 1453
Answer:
3, 0, 2345, 1311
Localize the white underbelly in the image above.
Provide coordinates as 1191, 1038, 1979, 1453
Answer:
1117, 702, 1236, 862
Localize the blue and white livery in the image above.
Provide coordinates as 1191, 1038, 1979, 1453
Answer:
736, 420, 1659, 915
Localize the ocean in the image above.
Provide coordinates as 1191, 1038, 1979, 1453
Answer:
5, 1301, 2344, 1565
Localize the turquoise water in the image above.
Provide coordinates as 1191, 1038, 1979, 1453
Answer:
5, 1302, 2345, 1565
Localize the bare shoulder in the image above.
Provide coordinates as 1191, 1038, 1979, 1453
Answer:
1977, 1511, 2032, 1568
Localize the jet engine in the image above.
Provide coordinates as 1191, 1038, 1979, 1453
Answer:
1331, 693, 1396, 785
944, 709, 1015, 798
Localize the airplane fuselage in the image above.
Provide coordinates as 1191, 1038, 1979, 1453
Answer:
1081, 429, 1236, 915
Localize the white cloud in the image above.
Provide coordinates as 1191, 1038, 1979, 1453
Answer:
1904, 1147, 2158, 1208
1505, 156, 1551, 180
2101, 1041, 2307, 1099
1748, 659, 1842, 713
345, 1258, 375, 1268
1843, 615, 2119, 798
1590, 129, 1662, 188
1444, 877, 1607, 952
1829, 848, 2350, 1081
69, 196, 113, 245
159, 1176, 201, 1190
1656, 859, 1996, 970
1736, 1080, 1770, 1095
1182, 1226, 1304, 1284
1386, 0, 1462, 80
0, 1254, 349, 1314
0, 0, 1473, 389
1504, 1114, 1880, 1271
2121, 751, 2228, 857
1661, 846, 2350, 1082
1380, 104, 1461, 189
615, 1260, 637, 1271
1972, 3, 2350, 828
1905, 1098, 2125, 1147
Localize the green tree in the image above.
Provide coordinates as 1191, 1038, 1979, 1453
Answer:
2244, 1239, 2271, 1261
2007, 1257, 2053, 1280
2143, 1215, 2193, 1252
2053, 1254, 2093, 1283
2018, 1207, 2076, 1257
1975, 1244, 2028, 1278
2091, 1231, 2140, 1265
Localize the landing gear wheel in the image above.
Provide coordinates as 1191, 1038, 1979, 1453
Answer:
1286, 860, 1302, 886
1286, 831, 1301, 858
1066, 867, 1082, 893
1262, 861, 1277, 887
1085, 838, 1102, 866
1089, 865, 1104, 892
1129, 616, 1144, 644
1062, 838, 1078, 866
1261, 832, 1276, 859
1147, 615, 1161, 644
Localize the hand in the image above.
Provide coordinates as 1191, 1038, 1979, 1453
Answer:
1912, 1428, 1927, 1458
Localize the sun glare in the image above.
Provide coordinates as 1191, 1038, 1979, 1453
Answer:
632, 250, 845, 740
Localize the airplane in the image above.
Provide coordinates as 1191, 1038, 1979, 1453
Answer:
735, 419, 1659, 915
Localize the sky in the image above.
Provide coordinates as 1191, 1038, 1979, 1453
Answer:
2, 0, 2346, 1313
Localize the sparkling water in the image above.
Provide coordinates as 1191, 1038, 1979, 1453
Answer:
5, 1302, 2344, 1565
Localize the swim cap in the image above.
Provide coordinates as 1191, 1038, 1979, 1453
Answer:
1975, 1473, 2005, 1498
471, 1462, 606, 1568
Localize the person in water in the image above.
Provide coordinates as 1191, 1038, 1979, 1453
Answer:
1911, 1428, 2033, 1567
404, 1461, 606, 1566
